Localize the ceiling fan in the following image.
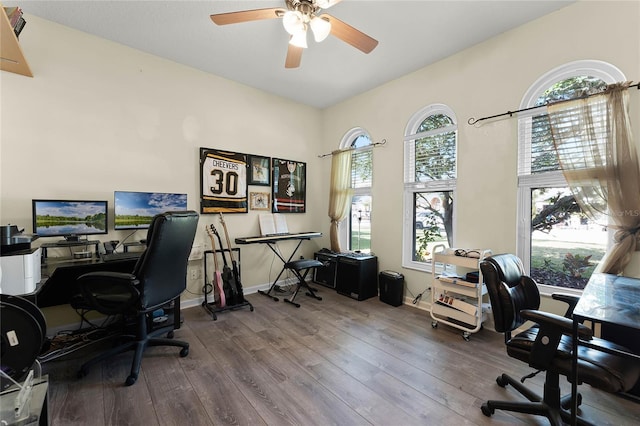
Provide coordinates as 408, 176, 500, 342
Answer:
210, 0, 378, 69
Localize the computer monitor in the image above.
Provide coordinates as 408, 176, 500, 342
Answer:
114, 191, 188, 230
32, 199, 108, 239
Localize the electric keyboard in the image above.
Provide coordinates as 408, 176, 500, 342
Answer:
100, 251, 142, 262
235, 231, 321, 244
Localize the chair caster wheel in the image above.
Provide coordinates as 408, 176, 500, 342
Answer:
250, 306, 254, 312
496, 374, 508, 387
180, 347, 189, 357
562, 393, 582, 409
77, 368, 87, 379
431, 321, 438, 328
167, 331, 174, 339
125, 374, 137, 386
481, 403, 494, 417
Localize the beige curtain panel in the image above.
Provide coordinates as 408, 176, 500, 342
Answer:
548, 82, 640, 274
327, 149, 353, 252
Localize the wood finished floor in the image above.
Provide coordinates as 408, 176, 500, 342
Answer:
42, 288, 640, 425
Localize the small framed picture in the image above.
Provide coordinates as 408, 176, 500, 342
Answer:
248, 155, 271, 186
250, 192, 271, 211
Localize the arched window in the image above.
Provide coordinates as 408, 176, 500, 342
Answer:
516, 60, 625, 293
339, 128, 373, 252
402, 104, 457, 271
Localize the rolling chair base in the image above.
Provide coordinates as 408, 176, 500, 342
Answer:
481, 372, 594, 426
77, 320, 188, 386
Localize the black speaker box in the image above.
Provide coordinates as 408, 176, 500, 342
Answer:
313, 251, 339, 288
379, 270, 404, 307
335, 254, 378, 301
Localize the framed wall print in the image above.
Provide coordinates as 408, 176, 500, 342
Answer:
200, 147, 248, 214
248, 155, 271, 186
250, 192, 271, 211
272, 158, 306, 213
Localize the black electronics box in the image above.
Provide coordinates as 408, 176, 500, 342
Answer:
335, 253, 378, 301
379, 270, 404, 307
313, 250, 340, 288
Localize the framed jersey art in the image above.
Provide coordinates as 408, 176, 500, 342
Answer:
200, 148, 248, 213
272, 158, 306, 213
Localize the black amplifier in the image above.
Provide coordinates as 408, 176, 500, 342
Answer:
313, 251, 340, 288
335, 254, 378, 301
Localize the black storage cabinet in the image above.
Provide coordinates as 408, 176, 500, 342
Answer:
379, 270, 404, 307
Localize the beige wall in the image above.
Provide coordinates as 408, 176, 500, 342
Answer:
0, 15, 326, 321
1, 1, 639, 326
320, 0, 640, 308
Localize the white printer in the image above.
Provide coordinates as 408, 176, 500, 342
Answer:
0, 225, 41, 295
0, 247, 41, 295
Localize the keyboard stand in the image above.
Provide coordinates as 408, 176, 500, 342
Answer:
258, 238, 306, 302
234, 232, 322, 302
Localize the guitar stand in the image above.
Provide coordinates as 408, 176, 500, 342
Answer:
281, 259, 324, 308
202, 298, 254, 321
202, 249, 254, 320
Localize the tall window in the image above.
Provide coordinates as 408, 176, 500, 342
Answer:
340, 129, 372, 252
403, 104, 457, 271
517, 60, 625, 293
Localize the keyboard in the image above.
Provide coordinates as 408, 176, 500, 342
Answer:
100, 251, 142, 262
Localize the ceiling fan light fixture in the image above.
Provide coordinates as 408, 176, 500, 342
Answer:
315, 0, 335, 8
282, 10, 304, 35
289, 27, 308, 48
310, 16, 331, 42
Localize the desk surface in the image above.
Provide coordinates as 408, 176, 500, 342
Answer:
34, 256, 138, 308
574, 273, 640, 331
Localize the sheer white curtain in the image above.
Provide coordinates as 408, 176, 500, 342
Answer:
328, 149, 353, 252
548, 82, 640, 274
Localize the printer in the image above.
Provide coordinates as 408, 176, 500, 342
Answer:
0, 225, 40, 295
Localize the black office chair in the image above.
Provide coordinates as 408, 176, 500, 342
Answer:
480, 254, 640, 425
76, 210, 199, 386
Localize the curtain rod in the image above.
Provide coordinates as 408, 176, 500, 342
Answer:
467, 81, 639, 126
318, 139, 387, 158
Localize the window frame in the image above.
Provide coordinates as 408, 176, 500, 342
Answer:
402, 104, 457, 272
338, 127, 373, 252
516, 60, 625, 295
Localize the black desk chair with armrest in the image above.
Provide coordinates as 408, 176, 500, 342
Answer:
480, 254, 640, 426
75, 210, 199, 386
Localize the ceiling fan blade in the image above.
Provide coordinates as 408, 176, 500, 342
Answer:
321, 14, 378, 54
285, 44, 303, 69
210, 8, 284, 26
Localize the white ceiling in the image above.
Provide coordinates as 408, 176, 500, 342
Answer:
19, 0, 573, 109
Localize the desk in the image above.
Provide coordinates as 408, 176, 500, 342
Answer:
31, 257, 138, 308
235, 232, 321, 301
571, 273, 640, 425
